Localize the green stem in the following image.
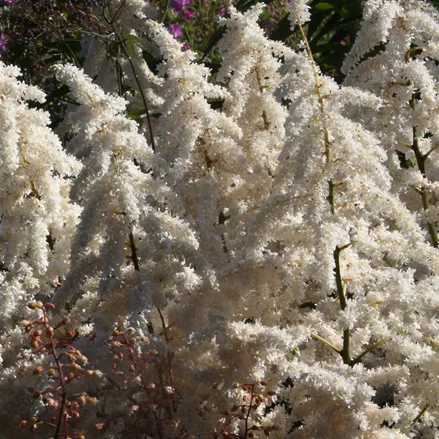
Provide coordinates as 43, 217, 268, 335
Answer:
328, 180, 335, 215
128, 231, 140, 272
30, 180, 55, 251
311, 333, 342, 355
160, 0, 170, 22
334, 244, 352, 365
334, 244, 350, 311
102, 4, 156, 153
342, 328, 350, 365
350, 338, 387, 366
411, 404, 429, 425
410, 92, 438, 247
298, 24, 334, 214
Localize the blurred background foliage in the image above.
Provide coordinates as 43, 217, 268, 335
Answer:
0, 0, 412, 123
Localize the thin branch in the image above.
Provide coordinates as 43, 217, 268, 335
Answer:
408, 83, 438, 247
160, 0, 170, 22
311, 333, 342, 355
157, 307, 177, 413
100, 3, 156, 153
350, 338, 388, 366
128, 231, 140, 272
411, 125, 439, 247
411, 404, 429, 425
298, 24, 334, 213
243, 384, 255, 439
424, 143, 439, 160
334, 243, 352, 364
334, 243, 351, 311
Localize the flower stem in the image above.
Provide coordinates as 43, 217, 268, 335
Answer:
334, 244, 352, 364
298, 24, 334, 213
101, 1, 156, 153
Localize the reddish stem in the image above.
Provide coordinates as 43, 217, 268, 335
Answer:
41, 307, 68, 439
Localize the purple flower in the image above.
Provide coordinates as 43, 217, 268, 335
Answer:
169, 24, 183, 39
0, 33, 8, 52
170, 0, 190, 14
3, 0, 18, 4
184, 9, 195, 19
216, 5, 226, 17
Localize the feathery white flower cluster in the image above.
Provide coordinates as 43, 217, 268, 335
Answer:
2, 1, 439, 438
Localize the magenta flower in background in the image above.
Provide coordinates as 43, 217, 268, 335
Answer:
0, 33, 7, 52
216, 1, 237, 18
171, 0, 190, 14
2, 0, 18, 4
169, 23, 183, 39
184, 9, 195, 19
216, 5, 226, 17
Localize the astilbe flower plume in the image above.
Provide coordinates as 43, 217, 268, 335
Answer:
1, 1, 439, 438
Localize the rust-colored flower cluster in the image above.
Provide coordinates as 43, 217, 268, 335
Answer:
213, 381, 279, 439
20, 302, 100, 439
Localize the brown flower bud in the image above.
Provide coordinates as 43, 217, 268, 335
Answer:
43, 397, 57, 407
65, 329, 76, 339
28, 301, 43, 310
33, 366, 44, 375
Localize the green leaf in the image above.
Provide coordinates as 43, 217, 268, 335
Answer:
270, 14, 291, 42
142, 50, 160, 74
126, 108, 147, 123
125, 34, 138, 58
199, 25, 226, 62
125, 34, 138, 43
107, 41, 121, 60
315, 2, 335, 11
396, 150, 415, 169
